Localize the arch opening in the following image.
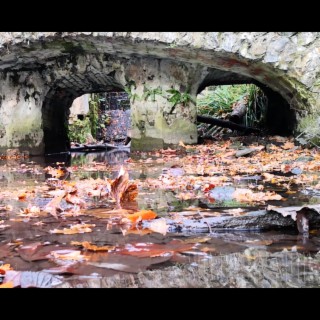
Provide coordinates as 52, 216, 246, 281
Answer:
42, 71, 126, 155
197, 68, 297, 139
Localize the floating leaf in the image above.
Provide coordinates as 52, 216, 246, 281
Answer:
50, 223, 95, 235
148, 218, 169, 235
125, 210, 157, 223
71, 241, 115, 252
65, 193, 86, 208
0, 281, 14, 288
119, 240, 195, 258
48, 250, 87, 263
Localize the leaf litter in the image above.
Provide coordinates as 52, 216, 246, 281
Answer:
1, 136, 320, 286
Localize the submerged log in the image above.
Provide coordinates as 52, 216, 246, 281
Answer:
70, 143, 130, 152
197, 115, 260, 134
142, 205, 320, 233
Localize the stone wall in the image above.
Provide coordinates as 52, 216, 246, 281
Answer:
0, 32, 318, 154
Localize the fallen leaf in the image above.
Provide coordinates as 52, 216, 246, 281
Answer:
148, 218, 169, 235
65, 193, 86, 208
0, 264, 13, 271
119, 240, 195, 258
49, 250, 87, 262
105, 166, 138, 208
18, 192, 27, 200
50, 223, 95, 234
125, 210, 157, 223
183, 237, 211, 244
282, 141, 295, 150
44, 166, 66, 178
121, 227, 153, 236
70, 241, 115, 252
121, 184, 138, 203
44, 192, 66, 219
86, 253, 172, 273
0, 281, 14, 288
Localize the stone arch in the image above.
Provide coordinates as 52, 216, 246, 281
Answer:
42, 63, 125, 154
0, 32, 319, 154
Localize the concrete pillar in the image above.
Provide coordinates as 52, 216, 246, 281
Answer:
124, 58, 207, 151
0, 71, 47, 155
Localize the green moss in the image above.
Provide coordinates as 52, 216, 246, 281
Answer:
131, 136, 164, 151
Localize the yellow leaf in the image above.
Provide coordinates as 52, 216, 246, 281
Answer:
50, 223, 95, 234
71, 241, 115, 252
0, 264, 13, 271
0, 281, 14, 288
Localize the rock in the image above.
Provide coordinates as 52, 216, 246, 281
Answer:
235, 148, 256, 157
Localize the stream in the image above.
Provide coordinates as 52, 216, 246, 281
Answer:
1, 143, 320, 288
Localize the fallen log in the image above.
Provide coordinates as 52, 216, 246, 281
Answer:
70, 142, 130, 153
197, 115, 260, 134
229, 99, 247, 124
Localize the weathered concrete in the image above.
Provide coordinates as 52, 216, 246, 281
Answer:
0, 32, 319, 154
69, 94, 89, 123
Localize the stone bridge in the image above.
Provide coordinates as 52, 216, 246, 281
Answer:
0, 32, 319, 155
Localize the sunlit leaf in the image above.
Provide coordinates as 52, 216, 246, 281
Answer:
44, 192, 66, 219
49, 250, 87, 262
65, 193, 86, 208
0, 281, 14, 288
50, 223, 95, 235
44, 166, 66, 178
0, 264, 13, 272
125, 210, 157, 223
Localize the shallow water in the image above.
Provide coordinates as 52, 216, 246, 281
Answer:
0, 149, 320, 288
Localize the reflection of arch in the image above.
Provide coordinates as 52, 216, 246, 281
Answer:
42, 70, 124, 154
197, 68, 297, 135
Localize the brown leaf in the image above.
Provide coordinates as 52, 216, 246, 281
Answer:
119, 240, 195, 258
70, 241, 115, 252
65, 193, 86, 208
17, 243, 75, 262
44, 192, 66, 219
183, 237, 211, 244
48, 250, 87, 263
121, 184, 138, 203
282, 141, 295, 150
44, 166, 66, 178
